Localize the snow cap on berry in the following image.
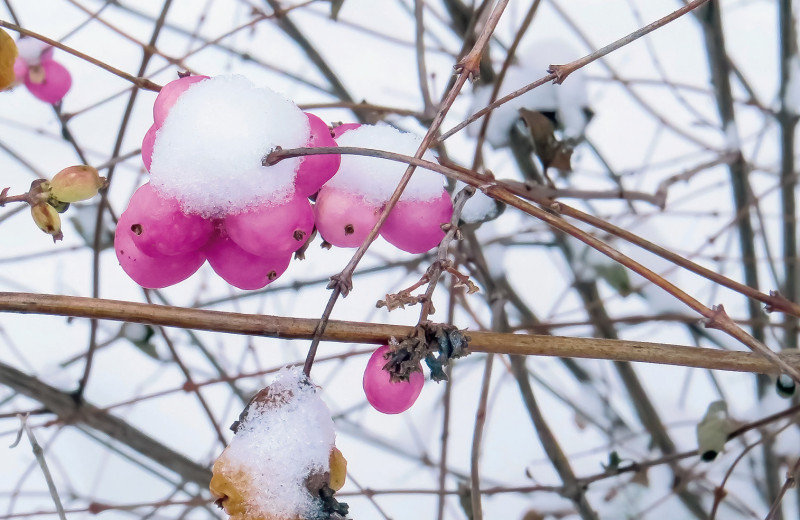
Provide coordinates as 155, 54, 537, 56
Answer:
328, 124, 445, 204
149, 75, 310, 218
210, 366, 337, 519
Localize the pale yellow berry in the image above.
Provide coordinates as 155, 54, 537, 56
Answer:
49, 165, 106, 203
30, 202, 63, 242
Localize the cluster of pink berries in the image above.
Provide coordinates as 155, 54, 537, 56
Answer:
115, 74, 454, 290
13, 38, 71, 103
117, 75, 339, 289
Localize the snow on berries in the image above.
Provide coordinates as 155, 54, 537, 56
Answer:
12, 37, 71, 103
116, 74, 339, 290
210, 367, 348, 520
115, 74, 455, 290
316, 124, 453, 252
363, 345, 424, 414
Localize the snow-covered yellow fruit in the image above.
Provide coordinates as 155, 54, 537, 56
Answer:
0, 29, 17, 90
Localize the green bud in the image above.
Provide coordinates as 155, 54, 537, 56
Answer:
49, 165, 106, 203
31, 202, 63, 242
696, 400, 729, 462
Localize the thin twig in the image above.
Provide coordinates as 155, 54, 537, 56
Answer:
13, 415, 67, 520
436, 0, 711, 143
0, 20, 161, 91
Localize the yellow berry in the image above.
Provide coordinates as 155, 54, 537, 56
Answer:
49, 165, 106, 203
30, 202, 63, 242
328, 447, 347, 492
0, 28, 16, 91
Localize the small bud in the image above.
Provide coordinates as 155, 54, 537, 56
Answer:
49, 199, 70, 213
31, 202, 63, 242
49, 165, 106, 203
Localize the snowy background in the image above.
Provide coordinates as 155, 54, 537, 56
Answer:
1, 0, 799, 519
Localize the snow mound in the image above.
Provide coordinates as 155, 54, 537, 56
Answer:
329, 124, 444, 203
149, 75, 310, 217
214, 366, 336, 519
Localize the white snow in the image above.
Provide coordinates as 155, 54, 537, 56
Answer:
723, 121, 741, 152
466, 39, 589, 148
455, 180, 501, 224
328, 124, 444, 203
149, 75, 310, 217
217, 366, 336, 519
15, 37, 50, 65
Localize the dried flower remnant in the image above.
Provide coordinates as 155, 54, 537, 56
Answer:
210, 367, 348, 520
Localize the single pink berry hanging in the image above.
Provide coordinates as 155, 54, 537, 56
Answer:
363, 345, 424, 414
13, 38, 71, 103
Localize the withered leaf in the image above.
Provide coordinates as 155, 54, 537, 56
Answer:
518, 108, 573, 172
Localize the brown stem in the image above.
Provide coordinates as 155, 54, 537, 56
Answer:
0, 20, 161, 91
299, 0, 510, 377
4, 292, 800, 375
436, 0, 711, 143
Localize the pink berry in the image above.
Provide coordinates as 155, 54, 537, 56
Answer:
314, 186, 380, 248
153, 75, 209, 127
204, 231, 291, 290
13, 57, 27, 84
25, 58, 71, 103
294, 113, 340, 197
142, 125, 157, 172
332, 123, 360, 139
123, 183, 213, 257
363, 345, 424, 414
381, 190, 453, 254
115, 210, 206, 289
224, 192, 314, 257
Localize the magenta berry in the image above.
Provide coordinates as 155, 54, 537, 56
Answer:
115, 210, 206, 289
332, 123, 361, 139
363, 345, 424, 414
381, 190, 453, 254
294, 113, 340, 197
142, 125, 157, 172
224, 192, 314, 257
122, 183, 213, 257
314, 186, 380, 248
204, 231, 291, 290
24, 58, 71, 103
153, 75, 209, 127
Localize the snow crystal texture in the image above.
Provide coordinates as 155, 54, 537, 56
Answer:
221, 366, 336, 519
149, 75, 310, 217
330, 124, 444, 203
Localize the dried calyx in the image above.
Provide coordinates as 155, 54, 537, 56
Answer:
383, 322, 470, 382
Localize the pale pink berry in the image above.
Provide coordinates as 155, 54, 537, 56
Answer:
122, 183, 213, 257
332, 123, 360, 139
115, 210, 206, 289
204, 231, 291, 290
142, 125, 157, 172
25, 58, 71, 103
224, 192, 314, 257
363, 345, 424, 414
294, 113, 340, 197
314, 186, 379, 248
153, 75, 209, 127
13, 57, 27, 84
381, 190, 453, 254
